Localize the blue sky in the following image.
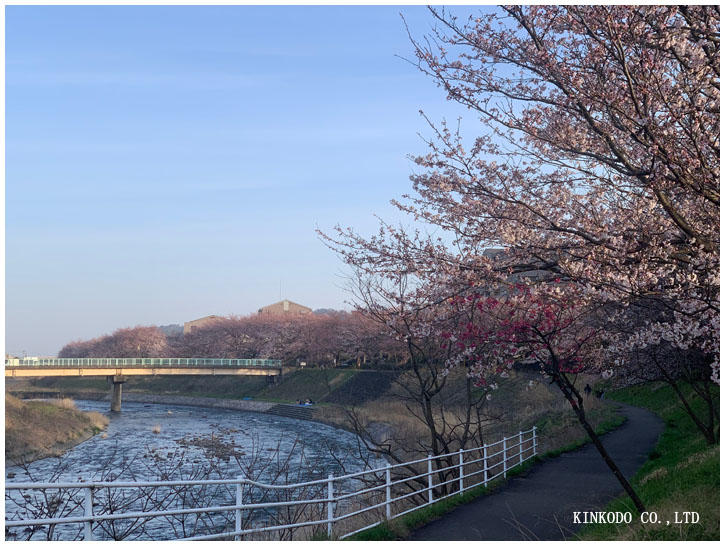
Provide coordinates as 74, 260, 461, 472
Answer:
6, 6, 479, 355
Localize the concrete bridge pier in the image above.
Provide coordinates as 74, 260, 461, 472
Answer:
109, 376, 126, 412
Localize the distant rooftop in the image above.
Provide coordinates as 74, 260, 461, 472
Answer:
183, 315, 223, 334
258, 299, 312, 316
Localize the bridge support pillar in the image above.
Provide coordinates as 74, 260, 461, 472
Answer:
109, 376, 126, 412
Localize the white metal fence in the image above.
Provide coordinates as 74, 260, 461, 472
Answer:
5, 426, 537, 541
5, 358, 282, 369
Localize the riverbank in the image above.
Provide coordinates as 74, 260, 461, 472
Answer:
351, 381, 718, 541
12, 368, 397, 406
7, 369, 621, 458
9, 391, 304, 416
5, 398, 368, 541
5, 395, 109, 466
578, 381, 719, 540
404, 402, 662, 541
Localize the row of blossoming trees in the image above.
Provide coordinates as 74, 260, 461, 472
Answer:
320, 5, 718, 512
58, 312, 407, 369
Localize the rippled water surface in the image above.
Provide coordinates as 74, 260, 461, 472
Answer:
6, 400, 372, 540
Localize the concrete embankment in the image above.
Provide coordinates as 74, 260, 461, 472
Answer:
118, 392, 277, 413
8, 370, 400, 455
11, 390, 317, 420
121, 394, 319, 422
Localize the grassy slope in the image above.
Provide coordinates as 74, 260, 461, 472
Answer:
11, 371, 717, 539
348, 391, 625, 540
352, 381, 719, 541
5, 395, 108, 464
577, 381, 719, 540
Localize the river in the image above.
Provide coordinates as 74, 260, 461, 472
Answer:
6, 400, 376, 540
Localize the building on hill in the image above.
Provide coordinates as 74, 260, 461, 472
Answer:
159, 324, 184, 337
183, 315, 223, 334
480, 247, 553, 292
313, 308, 338, 315
258, 299, 312, 316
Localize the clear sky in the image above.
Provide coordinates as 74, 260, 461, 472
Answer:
6, 5, 477, 356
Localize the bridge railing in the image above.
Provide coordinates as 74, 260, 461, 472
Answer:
5, 427, 537, 540
5, 358, 283, 369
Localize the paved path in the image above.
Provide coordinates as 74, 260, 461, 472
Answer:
410, 404, 663, 540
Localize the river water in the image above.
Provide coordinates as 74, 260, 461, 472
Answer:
6, 400, 375, 540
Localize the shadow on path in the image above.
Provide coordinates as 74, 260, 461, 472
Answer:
409, 403, 663, 540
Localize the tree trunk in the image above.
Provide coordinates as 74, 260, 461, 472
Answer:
651, 355, 717, 445
556, 372, 647, 514
665, 378, 716, 445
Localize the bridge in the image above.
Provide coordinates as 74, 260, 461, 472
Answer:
5, 357, 283, 411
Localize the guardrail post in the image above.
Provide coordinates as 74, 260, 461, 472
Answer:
427, 454, 433, 504
483, 444, 489, 487
532, 426, 537, 456
503, 436, 507, 478
385, 465, 391, 519
235, 476, 243, 540
327, 474, 334, 538
458, 449, 464, 494
519, 430, 523, 465
84, 486, 93, 541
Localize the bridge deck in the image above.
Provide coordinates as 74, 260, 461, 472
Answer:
5, 357, 283, 377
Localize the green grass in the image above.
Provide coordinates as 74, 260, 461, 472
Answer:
123, 368, 358, 404
346, 412, 626, 540
349, 381, 720, 541
16, 376, 110, 392
576, 381, 719, 541
257, 369, 357, 403
540, 411, 626, 459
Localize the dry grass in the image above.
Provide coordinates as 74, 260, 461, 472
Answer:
639, 467, 668, 485
674, 444, 719, 471
48, 397, 77, 410
319, 398, 434, 442
88, 411, 109, 430
5, 394, 109, 463
317, 370, 626, 541
317, 369, 618, 459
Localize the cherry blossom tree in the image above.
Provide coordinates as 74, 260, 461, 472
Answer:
443, 283, 647, 511
60, 312, 404, 369
325, 4, 718, 385
319, 266, 500, 498
605, 299, 718, 444
105, 326, 169, 357
58, 326, 168, 358
398, 5, 719, 384
58, 339, 96, 358
321, 5, 718, 512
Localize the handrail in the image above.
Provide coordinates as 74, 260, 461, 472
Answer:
5, 426, 538, 541
5, 357, 283, 369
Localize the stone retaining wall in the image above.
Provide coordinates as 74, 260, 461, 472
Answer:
120, 393, 276, 413
11, 391, 276, 413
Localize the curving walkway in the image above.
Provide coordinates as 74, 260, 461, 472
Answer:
410, 404, 663, 540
